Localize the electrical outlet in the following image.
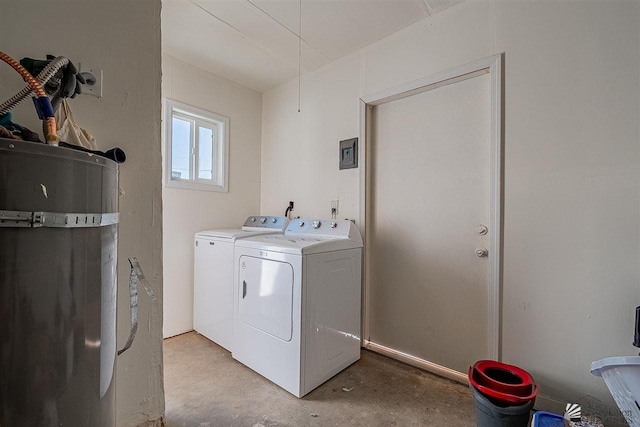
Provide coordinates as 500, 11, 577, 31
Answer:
331, 200, 339, 217
78, 63, 103, 98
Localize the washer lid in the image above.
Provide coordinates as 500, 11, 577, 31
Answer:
195, 216, 289, 241
195, 228, 281, 241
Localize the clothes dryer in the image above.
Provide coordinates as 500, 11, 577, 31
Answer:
194, 216, 289, 351
232, 219, 363, 397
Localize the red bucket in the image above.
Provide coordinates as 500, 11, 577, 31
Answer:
468, 361, 538, 406
471, 360, 535, 395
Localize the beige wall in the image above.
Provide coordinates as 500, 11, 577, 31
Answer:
0, 1, 165, 425
161, 54, 262, 338
261, 53, 362, 220
261, 0, 640, 418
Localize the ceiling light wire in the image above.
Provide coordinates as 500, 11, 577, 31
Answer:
298, 0, 302, 113
244, 0, 331, 62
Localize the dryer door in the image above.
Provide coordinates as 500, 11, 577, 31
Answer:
238, 256, 294, 342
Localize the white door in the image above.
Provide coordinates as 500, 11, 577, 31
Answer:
369, 74, 492, 374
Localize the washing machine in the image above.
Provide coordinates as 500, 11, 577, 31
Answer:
193, 216, 289, 351
232, 218, 363, 397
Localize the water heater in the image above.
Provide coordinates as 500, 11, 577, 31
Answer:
0, 137, 118, 426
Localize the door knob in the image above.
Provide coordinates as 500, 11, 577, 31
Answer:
476, 225, 488, 235
475, 247, 488, 257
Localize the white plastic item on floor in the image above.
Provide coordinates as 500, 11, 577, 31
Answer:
591, 356, 640, 427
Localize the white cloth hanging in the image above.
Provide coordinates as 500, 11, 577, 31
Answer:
55, 98, 97, 150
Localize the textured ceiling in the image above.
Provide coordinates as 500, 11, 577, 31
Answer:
162, 0, 463, 92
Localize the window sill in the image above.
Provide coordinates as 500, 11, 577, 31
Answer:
164, 179, 228, 193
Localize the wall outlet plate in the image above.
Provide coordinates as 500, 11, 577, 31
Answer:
78, 63, 103, 98
339, 138, 358, 170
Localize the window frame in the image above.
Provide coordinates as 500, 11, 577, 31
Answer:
164, 98, 229, 192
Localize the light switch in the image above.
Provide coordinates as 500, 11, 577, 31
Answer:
339, 138, 358, 170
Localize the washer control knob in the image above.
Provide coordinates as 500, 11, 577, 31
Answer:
260, 217, 267, 224
299, 221, 305, 227
312, 220, 321, 229
330, 222, 337, 229
251, 217, 256, 222
271, 218, 278, 224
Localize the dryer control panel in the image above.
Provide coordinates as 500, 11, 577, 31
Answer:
285, 218, 362, 243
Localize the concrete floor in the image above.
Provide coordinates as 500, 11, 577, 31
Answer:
164, 332, 475, 426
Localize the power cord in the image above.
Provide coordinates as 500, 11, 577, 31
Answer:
285, 201, 294, 219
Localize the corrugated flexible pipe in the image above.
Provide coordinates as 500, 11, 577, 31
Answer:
0, 56, 69, 115
0, 51, 58, 145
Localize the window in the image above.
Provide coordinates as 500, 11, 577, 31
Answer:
164, 99, 229, 192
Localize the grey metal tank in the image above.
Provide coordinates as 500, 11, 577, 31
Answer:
0, 137, 118, 426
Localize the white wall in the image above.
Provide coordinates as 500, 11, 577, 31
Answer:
0, 1, 165, 425
261, 53, 362, 220
261, 0, 640, 419
162, 54, 262, 338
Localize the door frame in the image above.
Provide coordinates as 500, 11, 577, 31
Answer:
358, 54, 504, 382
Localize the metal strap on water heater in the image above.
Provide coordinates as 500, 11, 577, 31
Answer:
118, 257, 157, 356
0, 210, 119, 228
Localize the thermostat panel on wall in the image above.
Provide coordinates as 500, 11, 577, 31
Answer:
339, 138, 358, 170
